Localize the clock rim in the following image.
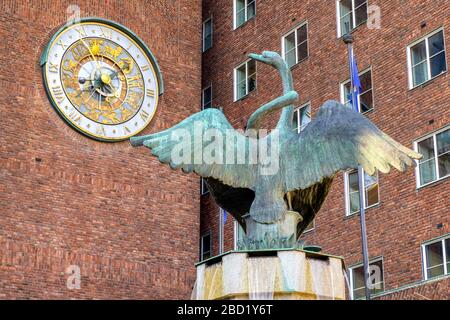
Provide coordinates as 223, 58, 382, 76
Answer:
40, 17, 164, 142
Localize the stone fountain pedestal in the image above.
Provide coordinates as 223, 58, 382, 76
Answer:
192, 249, 346, 300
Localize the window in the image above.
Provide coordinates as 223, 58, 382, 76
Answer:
234, 219, 246, 250
345, 169, 379, 216
415, 126, 450, 187
337, 0, 368, 37
234, 60, 256, 101
202, 18, 213, 52
200, 232, 211, 261
202, 86, 212, 110
292, 103, 311, 133
349, 258, 384, 299
234, 0, 256, 29
423, 235, 450, 280
407, 29, 447, 88
201, 178, 209, 195
282, 23, 308, 68
341, 68, 373, 113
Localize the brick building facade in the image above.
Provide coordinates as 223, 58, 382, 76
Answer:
200, 0, 449, 299
0, 0, 448, 300
0, 0, 201, 299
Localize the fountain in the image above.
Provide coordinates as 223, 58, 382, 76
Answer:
192, 249, 346, 300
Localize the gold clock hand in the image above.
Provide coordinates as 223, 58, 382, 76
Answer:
79, 37, 101, 69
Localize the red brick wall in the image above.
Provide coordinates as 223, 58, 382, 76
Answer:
0, 0, 202, 299
201, 0, 450, 298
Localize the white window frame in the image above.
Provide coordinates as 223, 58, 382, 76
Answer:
201, 178, 209, 195
202, 85, 212, 110
336, 0, 368, 38
202, 17, 213, 52
292, 102, 311, 133
344, 168, 380, 216
407, 28, 447, 89
219, 208, 226, 254
414, 125, 450, 188
281, 22, 309, 68
340, 66, 374, 113
422, 235, 449, 280
348, 257, 385, 300
200, 232, 212, 261
233, 0, 256, 29
233, 59, 256, 101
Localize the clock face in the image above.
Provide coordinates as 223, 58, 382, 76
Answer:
42, 19, 161, 141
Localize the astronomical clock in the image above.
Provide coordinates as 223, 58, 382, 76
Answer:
41, 18, 163, 141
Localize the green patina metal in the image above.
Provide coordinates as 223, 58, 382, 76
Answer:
131, 51, 422, 249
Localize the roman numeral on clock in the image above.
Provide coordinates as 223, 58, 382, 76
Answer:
96, 124, 106, 136
140, 110, 150, 122
51, 86, 65, 103
141, 65, 150, 72
48, 62, 59, 73
68, 110, 82, 125
75, 27, 87, 38
57, 40, 68, 50
146, 89, 155, 97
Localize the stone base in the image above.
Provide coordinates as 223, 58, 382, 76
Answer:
192, 249, 346, 300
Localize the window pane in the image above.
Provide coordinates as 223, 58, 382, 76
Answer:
426, 241, 443, 268
201, 234, 211, 260
412, 61, 429, 86
236, 0, 245, 11
205, 20, 212, 35
285, 49, 296, 68
418, 137, 435, 161
292, 109, 299, 132
236, 8, 245, 27
350, 192, 360, 213
299, 105, 311, 130
360, 70, 372, 92
349, 171, 359, 192
297, 42, 308, 62
204, 35, 212, 51
411, 41, 427, 65
297, 25, 307, 44
285, 32, 296, 52
428, 31, 445, 56
430, 52, 447, 78
419, 160, 436, 185
203, 87, 212, 109
247, 0, 256, 19
351, 260, 384, 299
438, 153, 450, 178
427, 265, 445, 278
339, 0, 352, 18
354, 2, 367, 26
343, 82, 351, 104
446, 239, 450, 274
360, 90, 373, 113
247, 60, 256, 93
236, 65, 247, 99
340, 14, 352, 36
436, 129, 450, 155
365, 173, 379, 207
355, 0, 366, 7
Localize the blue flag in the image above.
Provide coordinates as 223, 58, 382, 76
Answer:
348, 51, 362, 112
223, 210, 227, 224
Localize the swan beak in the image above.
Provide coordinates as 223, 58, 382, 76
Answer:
249, 53, 270, 64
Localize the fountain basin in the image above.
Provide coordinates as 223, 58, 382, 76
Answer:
192, 249, 346, 300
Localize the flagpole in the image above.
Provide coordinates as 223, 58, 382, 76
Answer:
343, 32, 371, 301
